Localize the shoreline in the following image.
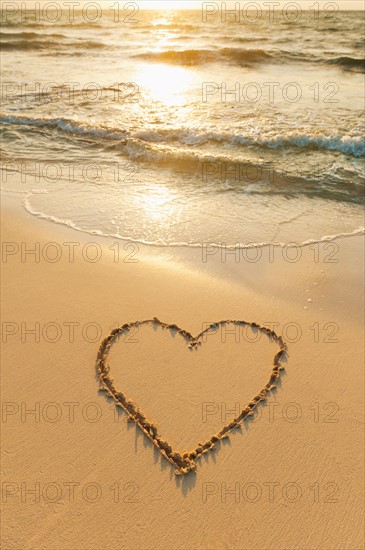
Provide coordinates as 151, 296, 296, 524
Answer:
2, 188, 365, 304
1, 166, 364, 259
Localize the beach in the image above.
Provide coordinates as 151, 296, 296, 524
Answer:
1, 2, 365, 549
1, 188, 364, 549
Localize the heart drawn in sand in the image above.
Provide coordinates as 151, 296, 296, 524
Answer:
96, 318, 287, 476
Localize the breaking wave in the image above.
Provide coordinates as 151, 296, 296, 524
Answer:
2, 115, 364, 158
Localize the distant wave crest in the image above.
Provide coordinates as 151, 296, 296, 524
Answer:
0, 31, 106, 51
134, 48, 272, 66
326, 56, 365, 73
134, 47, 365, 73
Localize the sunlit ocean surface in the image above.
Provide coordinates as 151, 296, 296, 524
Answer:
1, 8, 364, 247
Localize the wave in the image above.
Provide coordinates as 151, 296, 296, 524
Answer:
1, 114, 365, 158
0, 37, 106, 51
326, 56, 365, 73
230, 132, 365, 158
0, 31, 66, 39
0, 20, 104, 29
131, 128, 365, 159
134, 47, 365, 73
134, 47, 272, 66
0, 115, 128, 141
233, 36, 269, 43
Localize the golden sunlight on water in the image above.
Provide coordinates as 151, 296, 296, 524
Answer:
137, 183, 178, 223
136, 63, 195, 106
139, 1, 199, 9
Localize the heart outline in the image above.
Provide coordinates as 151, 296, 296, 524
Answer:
96, 317, 287, 475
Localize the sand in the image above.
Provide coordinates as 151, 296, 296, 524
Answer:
1, 192, 364, 550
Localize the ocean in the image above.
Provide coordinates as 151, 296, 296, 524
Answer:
1, 5, 364, 248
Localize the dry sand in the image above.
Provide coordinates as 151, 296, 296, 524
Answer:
1, 192, 364, 550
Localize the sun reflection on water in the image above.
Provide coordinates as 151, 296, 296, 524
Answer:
137, 183, 179, 223
135, 63, 196, 106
